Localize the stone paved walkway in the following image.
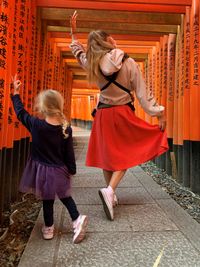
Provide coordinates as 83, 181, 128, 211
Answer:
18, 127, 200, 267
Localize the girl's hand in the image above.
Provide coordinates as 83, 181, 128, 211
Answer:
12, 74, 22, 95
70, 10, 77, 36
157, 113, 166, 131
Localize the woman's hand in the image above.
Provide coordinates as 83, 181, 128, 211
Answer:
70, 10, 77, 36
157, 113, 166, 131
12, 74, 22, 95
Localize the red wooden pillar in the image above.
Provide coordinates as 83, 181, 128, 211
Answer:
0, 0, 15, 214
173, 26, 180, 147
190, 0, 200, 141
190, 0, 200, 192
165, 33, 176, 175
0, 0, 21, 148
161, 35, 168, 108
182, 7, 191, 187
183, 7, 191, 142
177, 15, 185, 147
65, 69, 73, 122
158, 37, 163, 105
166, 34, 176, 139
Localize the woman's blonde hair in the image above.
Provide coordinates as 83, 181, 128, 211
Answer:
34, 89, 69, 138
86, 30, 115, 83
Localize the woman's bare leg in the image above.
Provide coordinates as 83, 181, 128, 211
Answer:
103, 169, 113, 186
109, 170, 126, 191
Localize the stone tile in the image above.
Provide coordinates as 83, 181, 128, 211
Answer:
55, 232, 200, 267
76, 166, 100, 175
157, 198, 200, 253
133, 170, 171, 199
18, 203, 63, 267
124, 204, 178, 231
73, 132, 90, 138
76, 151, 88, 157
72, 188, 100, 205
118, 173, 142, 187
60, 204, 177, 233
76, 161, 87, 166
72, 172, 142, 188
72, 173, 105, 188
74, 148, 84, 155
76, 157, 87, 162
75, 150, 87, 156
72, 187, 154, 205
129, 165, 144, 173
61, 205, 131, 233
115, 187, 155, 205
19, 257, 53, 267
76, 155, 87, 159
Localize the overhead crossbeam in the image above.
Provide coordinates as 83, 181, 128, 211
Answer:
46, 20, 177, 34
53, 38, 158, 46
72, 0, 191, 4
50, 32, 161, 41
41, 8, 182, 25
36, 0, 188, 13
47, 26, 177, 35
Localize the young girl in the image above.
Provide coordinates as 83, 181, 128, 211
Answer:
69, 11, 168, 221
11, 74, 88, 243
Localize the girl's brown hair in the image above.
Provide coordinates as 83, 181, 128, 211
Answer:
34, 89, 69, 138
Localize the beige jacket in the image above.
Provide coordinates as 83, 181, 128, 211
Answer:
70, 40, 164, 117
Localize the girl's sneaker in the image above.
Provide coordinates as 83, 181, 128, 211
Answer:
73, 215, 88, 244
42, 225, 54, 240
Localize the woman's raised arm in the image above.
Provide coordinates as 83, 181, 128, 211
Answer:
69, 11, 88, 69
70, 10, 78, 41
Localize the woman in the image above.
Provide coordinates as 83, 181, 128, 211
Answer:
69, 11, 168, 221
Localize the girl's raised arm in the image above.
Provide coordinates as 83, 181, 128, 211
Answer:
12, 74, 22, 95
11, 74, 36, 132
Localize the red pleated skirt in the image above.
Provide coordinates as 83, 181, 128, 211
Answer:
86, 105, 168, 171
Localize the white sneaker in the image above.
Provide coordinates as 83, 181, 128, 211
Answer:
42, 225, 54, 240
73, 215, 88, 244
113, 193, 119, 207
99, 188, 114, 220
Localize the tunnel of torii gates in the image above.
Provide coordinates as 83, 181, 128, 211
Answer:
0, 0, 200, 218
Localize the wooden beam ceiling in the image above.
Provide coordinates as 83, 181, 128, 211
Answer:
36, 0, 187, 95
41, 8, 182, 25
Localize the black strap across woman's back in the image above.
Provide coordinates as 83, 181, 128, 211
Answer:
100, 53, 132, 97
